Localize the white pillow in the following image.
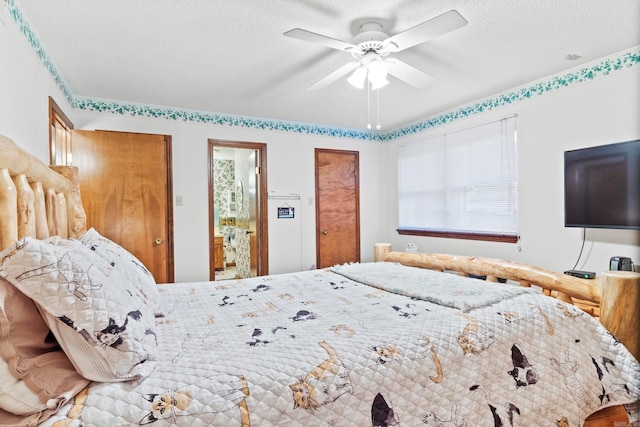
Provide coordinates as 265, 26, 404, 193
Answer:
79, 228, 162, 316
0, 238, 157, 382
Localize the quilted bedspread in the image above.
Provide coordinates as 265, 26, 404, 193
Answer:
41, 263, 640, 426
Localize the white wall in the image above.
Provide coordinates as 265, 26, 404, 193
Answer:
0, 8, 73, 160
0, 5, 387, 283
384, 66, 640, 274
70, 111, 387, 282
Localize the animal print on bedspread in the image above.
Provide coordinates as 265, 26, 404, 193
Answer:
39, 268, 640, 426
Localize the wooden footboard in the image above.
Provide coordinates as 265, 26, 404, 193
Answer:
384, 251, 601, 300
384, 251, 639, 360
384, 251, 639, 426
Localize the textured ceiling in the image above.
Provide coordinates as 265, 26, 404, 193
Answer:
12, 0, 640, 131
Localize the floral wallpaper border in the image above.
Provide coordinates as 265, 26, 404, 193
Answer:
8, 1, 640, 142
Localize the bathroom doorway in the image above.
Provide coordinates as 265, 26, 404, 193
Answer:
208, 139, 268, 280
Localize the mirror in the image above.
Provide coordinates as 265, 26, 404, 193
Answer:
236, 180, 244, 212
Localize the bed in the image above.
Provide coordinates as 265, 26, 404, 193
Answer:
0, 134, 639, 427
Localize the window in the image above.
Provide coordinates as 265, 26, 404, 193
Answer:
49, 97, 73, 165
397, 116, 518, 242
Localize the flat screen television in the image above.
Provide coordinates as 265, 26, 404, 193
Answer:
564, 140, 639, 229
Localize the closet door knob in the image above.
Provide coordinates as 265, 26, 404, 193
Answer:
154, 237, 164, 245
321, 229, 328, 235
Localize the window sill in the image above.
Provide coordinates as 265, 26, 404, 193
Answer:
396, 228, 518, 243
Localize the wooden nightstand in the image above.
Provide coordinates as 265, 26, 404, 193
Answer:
214, 236, 224, 270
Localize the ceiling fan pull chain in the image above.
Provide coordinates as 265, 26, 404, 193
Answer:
376, 88, 381, 131
367, 80, 372, 130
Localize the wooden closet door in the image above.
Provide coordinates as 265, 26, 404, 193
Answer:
71, 130, 174, 283
315, 148, 360, 268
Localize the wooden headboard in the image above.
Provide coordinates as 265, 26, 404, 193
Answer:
0, 134, 86, 249
384, 251, 639, 362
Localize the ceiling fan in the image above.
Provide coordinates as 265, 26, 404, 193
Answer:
284, 10, 467, 90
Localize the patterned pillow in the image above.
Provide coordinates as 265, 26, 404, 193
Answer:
0, 238, 157, 382
79, 228, 162, 316
0, 277, 88, 417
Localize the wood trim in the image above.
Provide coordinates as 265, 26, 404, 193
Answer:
48, 97, 73, 130
397, 228, 519, 243
48, 97, 73, 165
164, 135, 175, 283
208, 139, 268, 280
207, 141, 216, 281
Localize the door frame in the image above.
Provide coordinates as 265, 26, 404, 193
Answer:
207, 139, 268, 280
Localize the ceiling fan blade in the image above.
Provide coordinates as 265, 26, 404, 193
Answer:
384, 58, 434, 88
382, 10, 467, 53
307, 61, 360, 90
284, 28, 359, 53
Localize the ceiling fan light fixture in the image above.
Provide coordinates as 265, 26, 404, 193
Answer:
368, 60, 388, 90
286, 10, 467, 92
370, 76, 389, 90
347, 66, 367, 89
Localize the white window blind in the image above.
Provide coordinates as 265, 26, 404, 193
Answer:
397, 116, 518, 239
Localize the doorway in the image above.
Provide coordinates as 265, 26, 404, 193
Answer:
315, 148, 360, 268
208, 140, 268, 280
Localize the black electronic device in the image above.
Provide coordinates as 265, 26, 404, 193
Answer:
610, 256, 633, 271
564, 269, 596, 279
564, 140, 640, 230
